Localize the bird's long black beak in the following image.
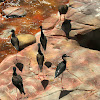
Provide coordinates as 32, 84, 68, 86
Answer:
66, 55, 70, 57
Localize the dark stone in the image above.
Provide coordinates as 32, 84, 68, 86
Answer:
41, 80, 49, 90
16, 62, 24, 72
44, 61, 52, 68
6, 14, 25, 18
59, 90, 74, 99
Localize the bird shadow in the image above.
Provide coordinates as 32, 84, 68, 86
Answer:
15, 62, 24, 72
44, 61, 52, 68
59, 89, 74, 99
61, 19, 71, 39
41, 80, 49, 90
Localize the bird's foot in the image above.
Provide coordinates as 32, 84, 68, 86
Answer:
37, 75, 41, 80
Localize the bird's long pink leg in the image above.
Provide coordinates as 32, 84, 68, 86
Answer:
60, 15, 61, 21
43, 67, 45, 79
16, 50, 18, 63
16, 88, 18, 100
21, 93, 23, 100
61, 73, 64, 89
38, 67, 41, 80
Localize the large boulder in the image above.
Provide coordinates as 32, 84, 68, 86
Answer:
17, 34, 36, 51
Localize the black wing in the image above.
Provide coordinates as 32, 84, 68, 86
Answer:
40, 35, 47, 50
12, 75, 22, 87
55, 61, 66, 78
37, 54, 44, 65
11, 37, 19, 50
12, 75, 25, 94
11, 38, 15, 46
36, 53, 44, 71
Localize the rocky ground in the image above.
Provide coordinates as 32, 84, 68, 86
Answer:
0, 0, 100, 100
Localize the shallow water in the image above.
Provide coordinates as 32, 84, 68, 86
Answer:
0, 0, 69, 63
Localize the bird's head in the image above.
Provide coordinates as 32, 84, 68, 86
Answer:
62, 54, 70, 60
13, 67, 16, 72
39, 26, 42, 29
11, 29, 15, 37
62, 54, 70, 57
11, 29, 15, 33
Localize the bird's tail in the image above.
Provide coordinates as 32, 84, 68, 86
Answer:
19, 83, 25, 95
43, 46, 46, 51
15, 44, 19, 51
39, 65, 43, 72
22, 86, 26, 95
19, 88, 25, 95
23, 90, 26, 95
42, 44, 46, 51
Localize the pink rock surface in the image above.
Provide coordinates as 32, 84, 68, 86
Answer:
42, 17, 58, 30
2, 7, 27, 17
0, 0, 100, 100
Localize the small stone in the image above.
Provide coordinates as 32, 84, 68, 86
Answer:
2, 7, 27, 18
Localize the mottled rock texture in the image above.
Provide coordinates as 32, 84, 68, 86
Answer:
0, 0, 100, 100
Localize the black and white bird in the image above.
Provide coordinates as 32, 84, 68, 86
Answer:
36, 43, 44, 74
40, 26, 47, 51
55, 54, 70, 88
55, 54, 70, 78
11, 29, 19, 62
58, 5, 68, 21
11, 29, 19, 51
12, 67, 25, 99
